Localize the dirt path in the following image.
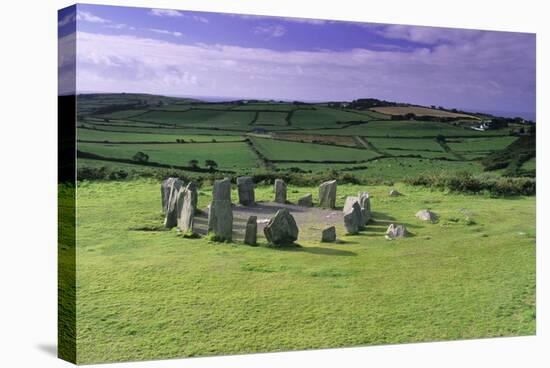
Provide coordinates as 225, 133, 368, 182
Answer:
194, 202, 345, 241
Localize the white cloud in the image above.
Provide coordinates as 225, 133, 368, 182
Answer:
282, 17, 327, 25
254, 24, 286, 38
77, 10, 109, 24
192, 15, 209, 24
74, 31, 535, 112
149, 8, 184, 17
149, 29, 183, 37
58, 12, 76, 27
379, 24, 483, 44
105, 23, 135, 31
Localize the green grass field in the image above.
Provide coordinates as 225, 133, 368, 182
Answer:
133, 110, 255, 129
79, 141, 259, 170
78, 129, 242, 143
251, 137, 380, 162
73, 179, 535, 364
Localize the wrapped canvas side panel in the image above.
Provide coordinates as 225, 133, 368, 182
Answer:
58, 4, 77, 364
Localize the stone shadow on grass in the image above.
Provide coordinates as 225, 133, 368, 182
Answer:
272, 243, 357, 257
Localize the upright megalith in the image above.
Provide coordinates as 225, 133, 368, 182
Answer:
264, 208, 299, 245
237, 176, 255, 206
244, 216, 258, 246
164, 184, 182, 229
319, 180, 337, 209
177, 184, 196, 233
343, 200, 362, 234
213, 177, 231, 201
357, 191, 371, 226
208, 177, 233, 241
321, 226, 336, 243
297, 193, 313, 207
186, 181, 198, 214
207, 200, 233, 241
274, 179, 287, 204
161, 177, 183, 213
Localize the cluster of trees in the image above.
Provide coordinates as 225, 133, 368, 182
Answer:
188, 159, 218, 170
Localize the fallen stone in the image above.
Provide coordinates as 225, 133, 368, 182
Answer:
274, 179, 287, 204
389, 189, 402, 197
385, 224, 408, 239
207, 200, 233, 241
161, 177, 183, 213
343, 201, 362, 234
319, 180, 337, 209
321, 226, 336, 242
263, 208, 299, 245
244, 216, 258, 246
213, 178, 231, 201
297, 193, 313, 207
415, 209, 438, 223
237, 176, 255, 206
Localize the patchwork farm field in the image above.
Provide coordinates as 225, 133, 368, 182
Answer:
70, 179, 535, 363
76, 94, 531, 179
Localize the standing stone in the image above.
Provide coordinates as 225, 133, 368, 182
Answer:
385, 224, 408, 239
321, 226, 336, 243
237, 176, 255, 206
213, 178, 231, 201
358, 192, 371, 226
274, 179, 287, 204
186, 181, 198, 214
161, 177, 183, 213
358, 192, 371, 212
297, 193, 313, 207
208, 200, 233, 241
263, 209, 299, 245
177, 186, 195, 233
343, 201, 362, 234
344, 196, 364, 228
415, 209, 437, 223
164, 184, 182, 229
319, 180, 337, 209
244, 216, 258, 246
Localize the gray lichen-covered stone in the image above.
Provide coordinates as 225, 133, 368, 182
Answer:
343, 201, 362, 234
161, 177, 183, 213
389, 189, 402, 197
237, 176, 255, 206
263, 208, 299, 245
297, 193, 313, 207
357, 191, 371, 226
319, 180, 337, 209
274, 179, 287, 204
415, 209, 438, 223
177, 186, 195, 233
208, 200, 233, 241
213, 178, 231, 201
385, 224, 408, 239
164, 184, 182, 229
185, 181, 198, 214
321, 226, 336, 242
244, 216, 258, 246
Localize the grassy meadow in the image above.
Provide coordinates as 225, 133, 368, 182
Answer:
73, 179, 535, 363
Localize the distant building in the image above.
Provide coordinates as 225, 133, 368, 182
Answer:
471, 120, 491, 131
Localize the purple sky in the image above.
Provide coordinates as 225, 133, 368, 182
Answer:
58, 4, 536, 118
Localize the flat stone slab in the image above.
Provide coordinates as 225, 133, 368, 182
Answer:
195, 201, 345, 242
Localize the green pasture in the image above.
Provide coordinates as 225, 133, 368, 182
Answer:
78, 141, 260, 170
132, 110, 255, 129
72, 179, 535, 363
77, 129, 242, 143
251, 137, 380, 162
446, 137, 518, 152
255, 111, 288, 126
